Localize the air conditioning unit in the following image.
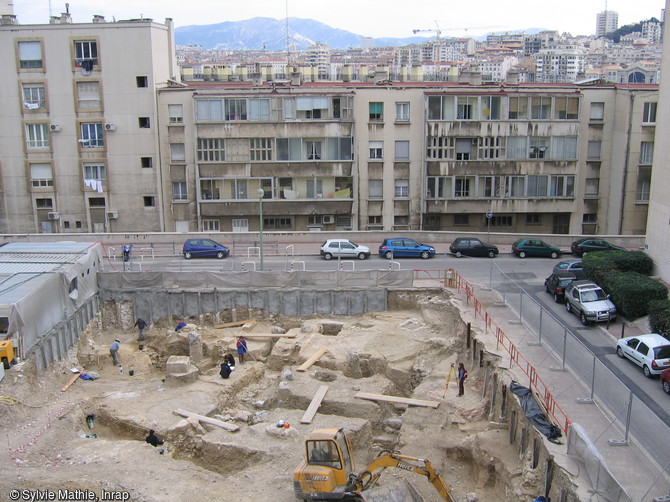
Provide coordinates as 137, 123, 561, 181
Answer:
49, 124, 61, 132
47, 212, 60, 220
322, 215, 334, 224
104, 123, 116, 131
106, 210, 119, 219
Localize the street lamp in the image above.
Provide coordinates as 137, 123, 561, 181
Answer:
257, 188, 265, 271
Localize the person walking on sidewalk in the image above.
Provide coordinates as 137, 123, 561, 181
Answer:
133, 318, 147, 341
236, 336, 248, 363
457, 362, 468, 396
110, 339, 121, 366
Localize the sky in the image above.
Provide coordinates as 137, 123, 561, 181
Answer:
9, 0, 667, 38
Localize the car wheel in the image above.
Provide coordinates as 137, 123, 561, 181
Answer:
616, 346, 624, 358
550, 251, 559, 259
385, 251, 394, 260
663, 379, 670, 394
580, 312, 589, 326
216, 251, 225, 259
455, 251, 463, 258
184, 252, 192, 260
324, 253, 333, 261
487, 250, 496, 258
420, 251, 430, 259
643, 365, 653, 378
554, 293, 561, 303
519, 251, 527, 258
545, 283, 550, 293
357, 253, 367, 260
566, 302, 572, 313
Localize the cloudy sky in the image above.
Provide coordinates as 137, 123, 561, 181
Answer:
10, 0, 666, 38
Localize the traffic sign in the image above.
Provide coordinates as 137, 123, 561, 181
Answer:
486, 211, 493, 219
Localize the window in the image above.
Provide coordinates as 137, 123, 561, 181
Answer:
276, 138, 302, 161
395, 141, 409, 161
294, 97, 327, 119
76, 81, 100, 110
224, 99, 247, 120
88, 197, 105, 207
250, 138, 273, 161
455, 138, 473, 160
481, 96, 501, 120
394, 179, 409, 198
506, 137, 527, 159
143, 196, 155, 207
454, 214, 469, 226
590, 102, 605, 121
83, 163, 106, 186
480, 176, 503, 198
368, 215, 382, 227
25, 123, 49, 149
172, 182, 187, 200
325, 137, 352, 160
369, 141, 383, 159
306, 141, 322, 160
552, 136, 577, 159
369, 180, 383, 199
427, 137, 453, 159
36, 198, 53, 208
138, 117, 150, 128
640, 142, 654, 164
141, 157, 153, 168
306, 179, 323, 199
369, 102, 383, 121
526, 175, 548, 196
427, 177, 448, 198
18, 41, 42, 69
636, 171, 651, 202
457, 96, 478, 120
248, 98, 271, 120
529, 137, 550, 159
136, 76, 148, 87
587, 141, 601, 160
454, 177, 472, 197
196, 99, 223, 121
490, 215, 512, 227
643, 102, 657, 124
395, 102, 410, 122
585, 178, 599, 198
554, 96, 579, 119
197, 138, 225, 162
170, 143, 185, 162
505, 176, 525, 197
508, 96, 528, 119
526, 214, 541, 225
168, 104, 183, 124
74, 40, 98, 66
203, 219, 220, 231
478, 137, 504, 159
22, 83, 46, 110
394, 216, 409, 227
583, 213, 597, 223
30, 163, 53, 188
530, 96, 551, 119
263, 217, 292, 230
79, 123, 103, 148
550, 175, 575, 197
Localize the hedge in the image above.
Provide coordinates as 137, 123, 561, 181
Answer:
598, 271, 668, 319
582, 250, 653, 283
649, 299, 670, 336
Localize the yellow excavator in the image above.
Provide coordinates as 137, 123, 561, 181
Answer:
293, 428, 456, 502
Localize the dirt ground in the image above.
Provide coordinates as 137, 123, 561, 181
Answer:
0, 289, 545, 502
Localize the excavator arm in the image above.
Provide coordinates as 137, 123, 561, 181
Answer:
350, 451, 455, 502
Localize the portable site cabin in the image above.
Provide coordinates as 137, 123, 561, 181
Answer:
0, 242, 103, 372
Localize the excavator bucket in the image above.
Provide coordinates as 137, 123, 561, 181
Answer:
363, 479, 424, 502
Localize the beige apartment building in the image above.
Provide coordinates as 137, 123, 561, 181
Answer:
0, 11, 178, 233
0, 12, 658, 237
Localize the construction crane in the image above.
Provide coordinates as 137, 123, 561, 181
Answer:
413, 20, 441, 39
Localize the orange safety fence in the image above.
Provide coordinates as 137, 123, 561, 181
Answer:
447, 268, 572, 435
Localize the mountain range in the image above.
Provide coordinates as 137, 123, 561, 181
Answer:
174, 17, 538, 51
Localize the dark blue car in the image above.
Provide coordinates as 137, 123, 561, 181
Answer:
378, 238, 435, 259
182, 238, 230, 259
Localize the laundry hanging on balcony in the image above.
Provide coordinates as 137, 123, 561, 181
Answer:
84, 179, 103, 193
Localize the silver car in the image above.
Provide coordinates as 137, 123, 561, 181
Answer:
320, 239, 370, 260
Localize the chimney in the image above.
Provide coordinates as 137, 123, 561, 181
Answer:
0, 14, 17, 25
92, 15, 105, 23
0, 0, 15, 17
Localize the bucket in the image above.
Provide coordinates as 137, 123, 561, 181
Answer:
129, 369, 135, 376
139, 344, 144, 351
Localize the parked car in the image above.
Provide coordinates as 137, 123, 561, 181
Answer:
182, 238, 230, 259
449, 237, 499, 258
320, 239, 370, 260
378, 238, 435, 259
570, 238, 625, 257
661, 368, 670, 393
616, 333, 670, 378
511, 238, 561, 259
564, 280, 617, 325
544, 272, 577, 303
552, 259, 585, 279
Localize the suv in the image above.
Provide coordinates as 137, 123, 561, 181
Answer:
616, 334, 670, 378
320, 239, 370, 260
378, 238, 435, 259
544, 272, 577, 303
564, 280, 617, 325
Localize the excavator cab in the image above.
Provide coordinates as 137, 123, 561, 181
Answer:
294, 428, 354, 500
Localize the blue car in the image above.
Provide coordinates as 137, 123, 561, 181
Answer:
182, 238, 230, 259
378, 238, 435, 259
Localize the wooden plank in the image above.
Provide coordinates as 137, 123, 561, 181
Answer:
61, 373, 80, 392
173, 408, 240, 432
214, 318, 255, 329
300, 385, 329, 424
242, 320, 257, 331
239, 333, 296, 339
297, 348, 328, 372
354, 392, 440, 409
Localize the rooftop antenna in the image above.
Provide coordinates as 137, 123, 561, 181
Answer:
49, 0, 52, 18
285, 0, 291, 72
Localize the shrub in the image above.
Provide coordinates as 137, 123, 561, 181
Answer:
583, 250, 653, 278
599, 271, 667, 319
649, 299, 670, 337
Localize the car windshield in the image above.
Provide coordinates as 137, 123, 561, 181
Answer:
654, 346, 670, 359
581, 289, 607, 302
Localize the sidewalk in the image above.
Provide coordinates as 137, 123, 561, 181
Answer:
450, 277, 669, 502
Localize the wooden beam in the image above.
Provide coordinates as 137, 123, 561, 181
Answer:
300, 385, 329, 424
61, 373, 80, 392
354, 392, 440, 409
297, 348, 328, 372
238, 333, 296, 339
173, 408, 240, 432
214, 318, 255, 329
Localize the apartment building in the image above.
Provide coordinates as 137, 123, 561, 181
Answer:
596, 10, 619, 37
0, 11, 178, 233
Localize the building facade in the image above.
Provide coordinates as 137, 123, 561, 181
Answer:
596, 10, 619, 37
